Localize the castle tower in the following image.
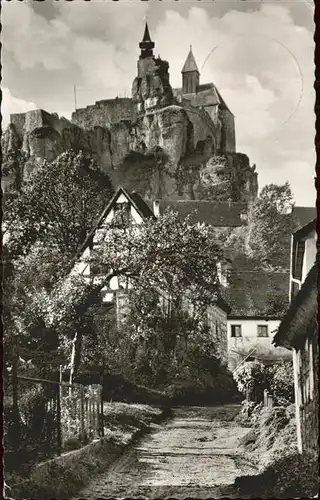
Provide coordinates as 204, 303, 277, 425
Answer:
182, 46, 200, 95
133, 22, 173, 113
139, 22, 155, 60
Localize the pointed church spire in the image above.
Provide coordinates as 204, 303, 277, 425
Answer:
142, 21, 152, 42
139, 21, 155, 59
182, 46, 200, 74
182, 46, 200, 94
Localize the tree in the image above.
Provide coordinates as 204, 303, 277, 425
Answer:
4, 150, 113, 259
270, 360, 294, 405
233, 361, 273, 401
245, 183, 295, 270
3, 150, 113, 375
32, 210, 224, 378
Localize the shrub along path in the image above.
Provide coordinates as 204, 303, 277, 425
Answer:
76, 404, 258, 499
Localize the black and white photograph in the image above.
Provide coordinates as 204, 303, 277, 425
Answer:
2, 0, 318, 498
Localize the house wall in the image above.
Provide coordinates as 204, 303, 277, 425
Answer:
73, 191, 144, 302
181, 296, 228, 365
207, 305, 228, 365
227, 318, 291, 371
290, 228, 317, 300
295, 332, 318, 456
302, 230, 317, 282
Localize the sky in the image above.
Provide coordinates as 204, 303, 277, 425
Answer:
1, 0, 316, 206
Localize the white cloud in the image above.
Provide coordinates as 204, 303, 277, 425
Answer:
1, 87, 36, 127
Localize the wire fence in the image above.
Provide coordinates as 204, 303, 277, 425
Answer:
4, 370, 103, 472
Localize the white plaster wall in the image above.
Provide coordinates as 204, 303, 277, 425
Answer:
227, 318, 291, 370
302, 230, 317, 282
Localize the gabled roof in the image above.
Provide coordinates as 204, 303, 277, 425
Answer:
294, 217, 316, 240
224, 271, 290, 318
273, 264, 318, 349
174, 81, 234, 116
155, 200, 248, 228
182, 47, 200, 74
74, 187, 155, 261
293, 206, 317, 230
214, 87, 233, 115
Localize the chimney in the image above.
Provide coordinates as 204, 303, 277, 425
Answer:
153, 200, 160, 217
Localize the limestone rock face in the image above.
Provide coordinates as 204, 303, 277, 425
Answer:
132, 57, 173, 114
3, 105, 258, 203
194, 153, 258, 202
2, 124, 23, 192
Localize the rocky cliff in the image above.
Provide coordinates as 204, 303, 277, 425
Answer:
2, 101, 258, 202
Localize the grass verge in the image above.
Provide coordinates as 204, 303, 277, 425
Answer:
5, 403, 172, 500
234, 403, 319, 498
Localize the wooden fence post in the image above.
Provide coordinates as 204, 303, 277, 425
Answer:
264, 389, 268, 407
89, 396, 92, 435
80, 385, 85, 441
57, 366, 63, 454
85, 396, 89, 436
100, 385, 104, 437
12, 338, 21, 441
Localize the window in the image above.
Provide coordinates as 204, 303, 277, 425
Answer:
293, 240, 305, 281
257, 325, 268, 337
112, 202, 130, 227
231, 325, 242, 337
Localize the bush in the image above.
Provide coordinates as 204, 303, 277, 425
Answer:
270, 359, 294, 405
236, 452, 319, 498
233, 359, 294, 407
233, 361, 273, 400
235, 400, 264, 426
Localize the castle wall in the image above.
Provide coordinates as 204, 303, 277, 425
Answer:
71, 98, 135, 130
11, 109, 55, 139
220, 108, 236, 153
182, 100, 218, 153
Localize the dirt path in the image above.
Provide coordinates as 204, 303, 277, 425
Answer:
77, 404, 258, 499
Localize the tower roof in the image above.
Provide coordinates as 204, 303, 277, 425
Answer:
139, 22, 155, 57
182, 46, 200, 74
142, 22, 152, 43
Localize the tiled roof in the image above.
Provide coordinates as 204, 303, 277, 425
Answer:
293, 206, 316, 230
157, 200, 248, 227
224, 271, 290, 318
182, 48, 200, 73
273, 264, 317, 349
174, 82, 233, 114
294, 217, 316, 239
197, 83, 214, 92
130, 191, 155, 219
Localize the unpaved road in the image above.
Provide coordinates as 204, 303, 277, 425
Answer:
77, 404, 258, 499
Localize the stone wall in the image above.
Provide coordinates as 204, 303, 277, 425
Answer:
71, 98, 135, 130
219, 108, 236, 153
182, 101, 219, 153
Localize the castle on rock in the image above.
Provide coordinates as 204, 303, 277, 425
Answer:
3, 23, 257, 202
